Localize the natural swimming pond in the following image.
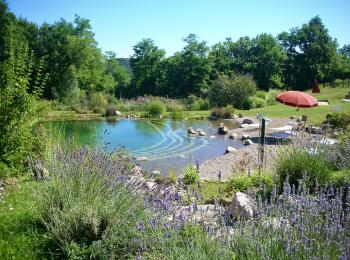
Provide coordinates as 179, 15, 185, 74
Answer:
43, 119, 244, 174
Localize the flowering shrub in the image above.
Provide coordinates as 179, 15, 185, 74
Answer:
36, 146, 350, 259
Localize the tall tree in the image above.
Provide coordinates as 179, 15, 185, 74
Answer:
278, 16, 337, 90
130, 38, 166, 96
166, 34, 211, 97
105, 51, 131, 98
209, 37, 252, 78
250, 33, 286, 90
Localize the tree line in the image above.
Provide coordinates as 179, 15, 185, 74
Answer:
1, 0, 350, 104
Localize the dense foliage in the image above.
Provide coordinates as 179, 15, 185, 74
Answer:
208, 74, 256, 108
2, 0, 349, 106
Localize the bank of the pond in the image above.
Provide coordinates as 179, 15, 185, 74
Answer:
39, 110, 210, 122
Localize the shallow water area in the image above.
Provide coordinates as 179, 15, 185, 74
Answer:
43, 118, 244, 174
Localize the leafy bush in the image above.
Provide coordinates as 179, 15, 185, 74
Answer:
166, 102, 185, 112
255, 90, 267, 100
0, 41, 46, 172
89, 92, 108, 113
251, 97, 267, 108
0, 162, 11, 179
242, 97, 253, 110
185, 95, 210, 111
210, 106, 235, 119
275, 148, 331, 191
208, 74, 256, 109
327, 170, 350, 188
147, 100, 166, 116
325, 111, 350, 129
225, 171, 275, 197
183, 166, 199, 185
171, 110, 185, 119
266, 89, 278, 105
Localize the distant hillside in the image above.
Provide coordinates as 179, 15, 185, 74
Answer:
117, 58, 132, 75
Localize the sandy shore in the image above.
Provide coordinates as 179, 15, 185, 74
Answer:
199, 117, 291, 181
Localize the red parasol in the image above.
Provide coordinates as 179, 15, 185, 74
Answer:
276, 91, 318, 108
312, 79, 320, 93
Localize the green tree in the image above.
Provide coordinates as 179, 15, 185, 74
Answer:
250, 33, 286, 90
278, 16, 337, 90
130, 38, 166, 96
209, 37, 252, 79
0, 28, 46, 172
166, 34, 211, 97
105, 51, 131, 98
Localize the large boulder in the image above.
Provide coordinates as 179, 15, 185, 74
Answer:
218, 123, 229, 135
242, 118, 253, 125
232, 192, 254, 219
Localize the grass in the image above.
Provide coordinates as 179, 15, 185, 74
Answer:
190, 180, 227, 200
0, 179, 56, 259
236, 87, 350, 124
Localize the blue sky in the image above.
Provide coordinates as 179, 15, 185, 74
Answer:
8, 0, 350, 58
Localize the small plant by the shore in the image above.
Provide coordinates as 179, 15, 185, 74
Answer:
183, 166, 199, 184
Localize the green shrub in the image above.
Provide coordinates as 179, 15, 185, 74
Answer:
266, 89, 278, 105
222, 105, 235, 118
242, 97, 253, 110
171, 110, 185, 119
275, 149, 331, 191
0, 162, 11, 179
168, 168, 178, 184
0, 41, 46, 171
147, 100, 165, 116
325, 111, 350, 129
89, 92, 108, 113
183, 166, 199, 185
327, 170, 350, 188
251, 97, 267, 108
185, 95, 210, 111
210, 106, 235, 119
166, 102, 185, 112
208, 74, 256, 109
255, 91, 267, 100
225, 171, 275, 197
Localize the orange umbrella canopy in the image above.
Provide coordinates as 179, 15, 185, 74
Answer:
276, 91, 318, 108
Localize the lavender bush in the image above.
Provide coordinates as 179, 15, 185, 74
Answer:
37, 145, 350, 259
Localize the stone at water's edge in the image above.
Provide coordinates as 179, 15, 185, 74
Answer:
242, 118, 253, 125
225, 146, 237, 154
229, 133, 237, 139
198, 130, 207, 136
244, 139, 254, 146
218, 124, 229, 135
232, 192, 254, 219
152, 170, 160, 176
241, 134, 250, 140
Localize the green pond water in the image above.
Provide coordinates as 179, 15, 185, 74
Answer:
43, 119, 244, 174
